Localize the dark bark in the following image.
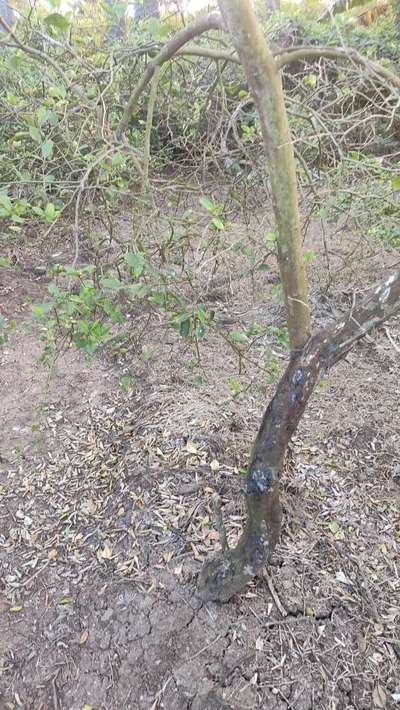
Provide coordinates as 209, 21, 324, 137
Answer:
197, 270, 400, 602
134, 0, 160, 21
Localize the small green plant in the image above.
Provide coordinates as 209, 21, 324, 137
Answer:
170, 303, 215, 339
119, 374, 135, 391
228, 376, 245, 397
241, 122, 258, 144
0, 194, 30, 223
32, 266, 125, 360
0, 316, 16, 347
199, 196, 225, 231
269, 325, 290, 350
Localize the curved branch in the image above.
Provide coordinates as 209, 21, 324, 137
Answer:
276, 45, 400, 91
175, 44, 240, 64
116, 11, 224, 138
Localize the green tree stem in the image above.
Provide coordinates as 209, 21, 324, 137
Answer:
218, 0, 311, 351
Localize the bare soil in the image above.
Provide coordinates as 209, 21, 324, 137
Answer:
0, 206, 399, 710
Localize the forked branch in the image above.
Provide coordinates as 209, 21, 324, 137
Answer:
197, 270, 400, 602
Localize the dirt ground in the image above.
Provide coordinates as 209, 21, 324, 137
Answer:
0, 202, 399, 710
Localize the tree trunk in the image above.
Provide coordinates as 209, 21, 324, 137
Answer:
197, 271, 400, 602
134, 0, 160, 21
196, 0, 400, 604
218, 0, 311, 352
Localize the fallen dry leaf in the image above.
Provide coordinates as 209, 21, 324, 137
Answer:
80, 629, 89, 645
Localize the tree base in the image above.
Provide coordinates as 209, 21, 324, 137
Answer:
197, 549, 256, 603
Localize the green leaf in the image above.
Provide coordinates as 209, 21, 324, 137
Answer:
199, 196, 214, 212
44, 174, 56, 185
257, 263, 271, 272
111, 152, 125, 168
196, 304, 207, 322
303, 73, 317, 88
41, 139, 54, 160
212, 217, 224, 231
195, 322, 205, 338
36, 106, 49, 127
86, 86, 97, 99
265, 231, 277, 244
6, 93, 19, 106
101, 277, 123, 290
0, 194, 12, 213
44, 203, 57, 222
229, 330, 248, 344
47, 110, 59, 126
119, 374, 135, 391
48, 85, 66, 100
6, 53, 24, 72
228, 376, 244, 397
304, 249, 316, 263
0, 256, 12, 268
44, 13, 70, 32
147, 16, 161, 37
125, 251, 145, 278
29, 126, 42, 143
391, 176, 400, 192
32, 303, 53, 316
48, 283, 60, 297
239, 244, 253, 258
128, 283, 148, 299
179, 316, 191, 337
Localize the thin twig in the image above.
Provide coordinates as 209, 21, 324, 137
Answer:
212, 494, 229, 551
